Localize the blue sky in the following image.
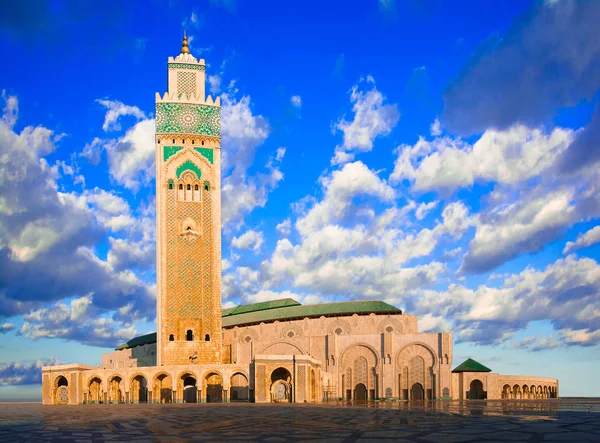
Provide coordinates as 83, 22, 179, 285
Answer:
1, 0, 600, 400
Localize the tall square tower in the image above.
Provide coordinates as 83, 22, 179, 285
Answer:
155, 34, 222, 366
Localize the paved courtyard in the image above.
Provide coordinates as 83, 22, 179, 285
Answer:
1, 400, 600, 442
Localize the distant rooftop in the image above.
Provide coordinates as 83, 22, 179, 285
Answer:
452, 358, 492, 373
116, 298, 401, 350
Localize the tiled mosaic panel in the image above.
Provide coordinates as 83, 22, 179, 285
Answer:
168, 62, 206, 71
297, 366, 306, 402
156, 102, 220, 136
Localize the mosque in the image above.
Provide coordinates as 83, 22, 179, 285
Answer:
41, 36, 558, 405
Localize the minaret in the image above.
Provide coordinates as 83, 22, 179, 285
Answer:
155, 34, 222, 366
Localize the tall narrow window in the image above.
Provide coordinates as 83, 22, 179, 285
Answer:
205, 334, 210, 342
186, 330, 193, 341
169, 334, 174, 341
179, 184, 183, 190
194, 184, 199, 191
168, 183, 173, 190
204, 183, 210, 191
187, 184, 191, 190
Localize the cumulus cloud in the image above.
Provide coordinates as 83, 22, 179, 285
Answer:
0, 92, 155, 340
276, 218, 292, 237
563, 226, 600, 254
291, 95, 302, 108
0, 358, 59, 386
96, 99, 146, 132
332, 77, 399, 165
391, 125, 574, 192
430, 118, 442, 136
442, 0, 600, 136
0, 323, 15, 333
410, 255, 600, 345
231, 229, 264, 251
415, 201, 438, 220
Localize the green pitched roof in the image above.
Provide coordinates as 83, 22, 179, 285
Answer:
222, 300, 400, 328
115, 300, 401, 349
452, 358, 492, 373
115, 332, 156, 350
223, 298, 301, 317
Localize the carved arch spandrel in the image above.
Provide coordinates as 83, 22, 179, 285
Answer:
395, 342, 436, 369
340, 343, 379, 369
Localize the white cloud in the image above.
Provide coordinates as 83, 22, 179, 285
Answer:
1, 90, 18, 128
415, 201, 438, 220
563, 226, 600, 254
276, 218, 292, 237
104, 118, 156, 191
332, 78, 399, 165
208, 74, 221, 94
430, 118, 442, 136
391, 125, 574, 191
0, 323, 15, 334
296, 161, 395, 235
291, 95, 302, 108
231, 229, 264, 251
96, 99, 146, 132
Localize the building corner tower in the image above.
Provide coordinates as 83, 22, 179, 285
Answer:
155, 33, 222, 366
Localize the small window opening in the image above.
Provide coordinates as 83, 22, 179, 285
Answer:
201, 140, 204, 146
179, 184, 183, 190
187, 184, 191, 190
335, 328, 343, 335
158, 140, 161, 144
187, 226, 192, 231
168, 183, 173, 190
204, 183, 210, 191
169, 334, 174, 341
172, 139, 175, 144
186, 330, 193, 341
194, 184, 199, 190
192, 140, 195, 145
205, 334, 210, 342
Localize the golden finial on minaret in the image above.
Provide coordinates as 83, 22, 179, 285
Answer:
181, 31, 190, 54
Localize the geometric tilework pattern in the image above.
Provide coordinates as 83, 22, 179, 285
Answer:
354, 357, 368, 386
156, 102, 220, 136
168, 63, 206, 71
177, 71, 196, 97
297, 366, 306, 402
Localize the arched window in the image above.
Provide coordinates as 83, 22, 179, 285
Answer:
179, 184, 183, 190
187, 184, 191, 190
194, 184, 199, 191
186, 330, 193, 341
169, 334, 174, 341
201, 140, 204, 146
192, 140, 195, 145
168, 183, 173, 190
204, 182, 210, 191
172, 139, 175, 144
205, 334, 210, 342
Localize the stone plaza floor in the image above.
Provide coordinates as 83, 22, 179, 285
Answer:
1, 400, 600, 442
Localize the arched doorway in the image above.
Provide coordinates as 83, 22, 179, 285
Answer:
55, 376, 69, 405
205, 373, 223, 403
131, 375, 148, 403
108, 376, 123, 404
183, 376, 197, 403
502, 384, 511, 399
468, 379, 484, 399
354, 383, 367, 401
411, 382, 424, 400
270, 367, 292, 403
88, 377, 102, 403
154, 373, 172, 403
230, 373, 249, 402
